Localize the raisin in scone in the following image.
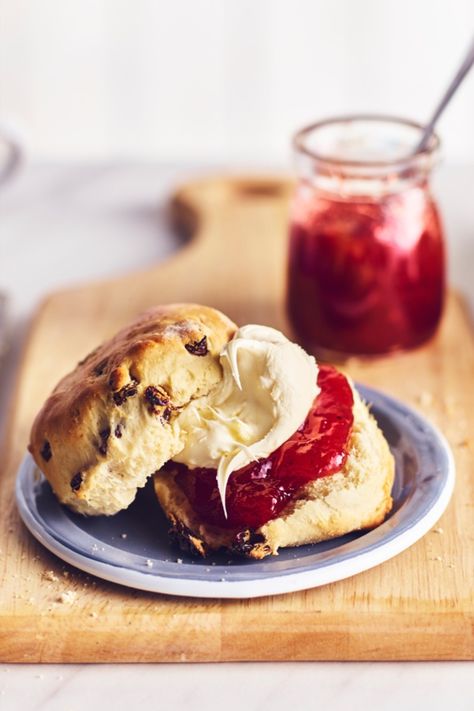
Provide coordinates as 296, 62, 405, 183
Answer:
29, 304, 236, 515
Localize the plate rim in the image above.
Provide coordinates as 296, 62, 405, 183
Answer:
15, 385, 456, 598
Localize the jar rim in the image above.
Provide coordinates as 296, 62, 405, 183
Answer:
293, 114, 440, 170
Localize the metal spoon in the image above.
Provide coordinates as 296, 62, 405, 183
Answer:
415, 35, 474, 153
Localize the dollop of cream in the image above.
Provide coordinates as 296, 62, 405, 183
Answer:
173, 325, 319, 517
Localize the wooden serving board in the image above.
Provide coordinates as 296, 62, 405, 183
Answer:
1, 176, 473, 662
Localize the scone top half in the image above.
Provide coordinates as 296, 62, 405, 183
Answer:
29, 304, 236, 515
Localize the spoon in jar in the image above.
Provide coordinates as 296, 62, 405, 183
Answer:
415, 35, 474, 154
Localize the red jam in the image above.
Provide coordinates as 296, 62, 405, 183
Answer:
287, 184, 445, 356
175, 365, 354, 530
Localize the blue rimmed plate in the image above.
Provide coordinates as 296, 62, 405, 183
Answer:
16, 384, 455, 598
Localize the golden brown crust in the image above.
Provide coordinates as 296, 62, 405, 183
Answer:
29, 304, 236, 515
153, 388, 395, 559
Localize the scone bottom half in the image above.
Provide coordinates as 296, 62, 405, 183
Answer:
29, 304, 236, 516
154, 385, 395, 560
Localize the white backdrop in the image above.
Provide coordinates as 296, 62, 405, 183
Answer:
0, 0, 473, 164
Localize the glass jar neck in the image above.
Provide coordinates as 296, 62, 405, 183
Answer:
295, 152, 435, 198
293, 115, 440, 198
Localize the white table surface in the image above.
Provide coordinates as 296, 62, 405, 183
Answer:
0, 163, 473, 711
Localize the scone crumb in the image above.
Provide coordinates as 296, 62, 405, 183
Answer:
145, 559, 153, 567
176, 558, 183, 564
42, 570, 59, 582
417, 391, 433, 407
89, 611, 98, 619
443, 395, 458, 416
120, 533, 128, 539
432, 527, 444, 534
57, 591, 77, 605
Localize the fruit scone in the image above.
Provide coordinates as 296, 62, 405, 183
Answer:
29, 303, 395, 559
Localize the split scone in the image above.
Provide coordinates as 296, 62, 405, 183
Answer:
29, 303, 395, 559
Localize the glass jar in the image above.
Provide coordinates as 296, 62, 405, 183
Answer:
286, 115, 445, 358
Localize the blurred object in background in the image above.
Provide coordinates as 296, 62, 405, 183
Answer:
0, 120, 22, 365
287, 116, 445, 359
0, 293, 8, 362
0, 0, 473, 164
0, 120, 22, 186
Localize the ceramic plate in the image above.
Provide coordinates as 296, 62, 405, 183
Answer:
16, 384, 455, 598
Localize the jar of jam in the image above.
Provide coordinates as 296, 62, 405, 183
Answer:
287, 115, 445, 358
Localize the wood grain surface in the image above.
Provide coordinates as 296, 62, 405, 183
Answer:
1, 175, 473, 662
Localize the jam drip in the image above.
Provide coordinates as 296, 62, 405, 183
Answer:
175, 365, 354, 530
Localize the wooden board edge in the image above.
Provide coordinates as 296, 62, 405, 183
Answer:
0, 610, 472, 663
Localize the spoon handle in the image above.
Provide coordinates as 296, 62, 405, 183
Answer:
416, 36, 474, 153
